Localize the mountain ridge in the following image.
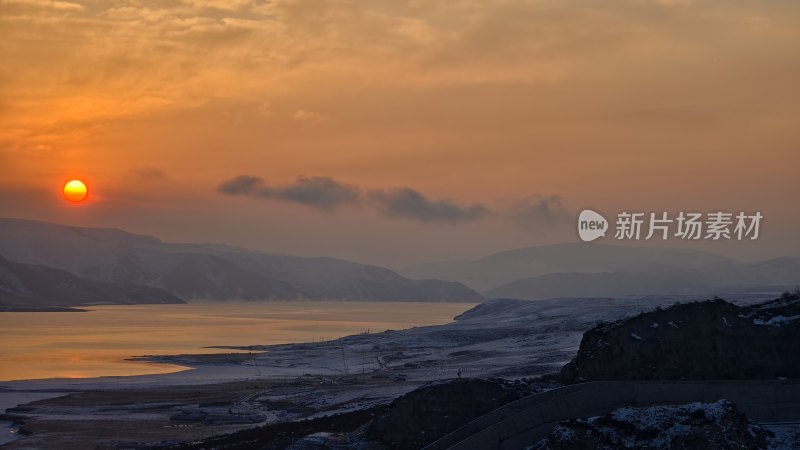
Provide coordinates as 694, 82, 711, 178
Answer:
0, 254, 185, 310
486, 257, 800, 299
0, 218, 482, 302
398, 243, 736, 291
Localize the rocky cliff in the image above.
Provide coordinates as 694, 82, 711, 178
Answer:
560, 294, 800, 382
365, 378, 544, 449
533, 400, 771, 450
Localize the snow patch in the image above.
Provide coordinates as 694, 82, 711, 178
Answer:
753, 315, 800, 327
764, 423, 800, 450
550, 424, 576, 441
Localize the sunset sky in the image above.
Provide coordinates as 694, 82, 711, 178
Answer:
1, 0, 798, 266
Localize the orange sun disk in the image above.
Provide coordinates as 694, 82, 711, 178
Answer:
63, 180, 88, 202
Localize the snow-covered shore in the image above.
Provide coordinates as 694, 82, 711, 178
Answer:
0, 294, 784, 449
1, 293, 777, 393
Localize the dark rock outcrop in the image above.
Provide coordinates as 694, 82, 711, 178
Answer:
533, 399, 771, 450
560, 295, 800, 382
365, 378, 542, 449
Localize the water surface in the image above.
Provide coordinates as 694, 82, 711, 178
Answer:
0, 301, 475, 381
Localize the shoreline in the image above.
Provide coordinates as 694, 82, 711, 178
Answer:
0, 293, 777, 389
0, 306, 87, 313
0, 300, 475, 384
0, 294, 775, 389
1, 295, 790, 449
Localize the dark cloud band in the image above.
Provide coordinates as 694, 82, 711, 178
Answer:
218, 175, 360, 211
218, 175, 566, 227
368, 188, 490, 224
507, 194, 571, 229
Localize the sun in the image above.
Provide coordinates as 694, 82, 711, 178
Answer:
63, 179, 88, 202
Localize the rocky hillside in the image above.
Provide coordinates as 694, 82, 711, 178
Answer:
0, 218, 483, 302
364, 378, 544, 449
533, 400, 771, 450
560, 294, 800, 382
0, 254, 184, 310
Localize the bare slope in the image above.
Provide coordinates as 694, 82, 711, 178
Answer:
0, 254, 184, 310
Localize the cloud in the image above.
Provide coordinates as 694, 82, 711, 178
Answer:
655, 0, 692, 6
178, 0, 252, 10
0, 0, 84, 11
293, 110, 330, 123
4, 0, 797, 161
747, 16, 770, 32
507, 194, 571, 229
218, 175, 360, 211
218, 175, 261, 195
218, 175, 492, 223
132, 165, 167, 180
255, 101, 272, 118
368, 188, 489, 224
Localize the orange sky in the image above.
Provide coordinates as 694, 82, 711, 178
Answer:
1, 0, 798, 266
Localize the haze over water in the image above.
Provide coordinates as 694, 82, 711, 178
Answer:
0, 301, 475, 382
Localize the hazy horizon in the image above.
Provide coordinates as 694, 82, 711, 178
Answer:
2, 2, 799, 447
2, 0, 799, 266
2, 215, 797, 270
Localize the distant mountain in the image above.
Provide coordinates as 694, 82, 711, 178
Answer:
399, 243, 735, 291
0, 218, 482, 302
486, 258, 800, 300
0, 254, 184, 311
